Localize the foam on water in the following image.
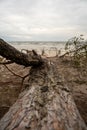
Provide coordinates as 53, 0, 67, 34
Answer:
9, 41, 66, 57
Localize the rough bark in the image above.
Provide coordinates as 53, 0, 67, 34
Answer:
0, 39, 43, 67
0, 39, 87, 130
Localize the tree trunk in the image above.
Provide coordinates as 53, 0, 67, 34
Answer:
0, 39, 43, 67
0, 39, 87, 130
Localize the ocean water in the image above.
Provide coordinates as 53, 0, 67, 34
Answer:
9, 41, 66, 57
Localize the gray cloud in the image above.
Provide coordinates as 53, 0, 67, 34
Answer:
0, 0, 87, 41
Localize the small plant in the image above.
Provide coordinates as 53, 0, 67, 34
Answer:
65, 35, 87, 69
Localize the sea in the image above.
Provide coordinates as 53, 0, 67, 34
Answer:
9, 41, 66, 57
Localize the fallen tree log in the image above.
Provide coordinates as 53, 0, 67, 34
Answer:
0, 39, 43, 67
0, 39, 87, 130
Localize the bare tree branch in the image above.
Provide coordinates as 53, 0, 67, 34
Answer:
4, 65, 23, 78
0, 39, 44, 67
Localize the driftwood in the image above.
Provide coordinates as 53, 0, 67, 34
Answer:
0, 39, 43, 67
0, 39, 87, 130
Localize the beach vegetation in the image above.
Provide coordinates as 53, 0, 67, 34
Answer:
65, 35, 87, 69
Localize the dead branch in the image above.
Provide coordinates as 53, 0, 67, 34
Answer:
0, 39, 44, 67
21, 73, 29, 86
60, 44, 87, 58
4, 65, 23, 78
4, 64, 29, 87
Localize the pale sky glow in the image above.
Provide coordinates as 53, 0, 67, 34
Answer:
0, 0, 87, 41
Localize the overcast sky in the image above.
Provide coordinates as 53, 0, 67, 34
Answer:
0, 0, 87, 41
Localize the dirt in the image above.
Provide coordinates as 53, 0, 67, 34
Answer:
0, 56, 87, 124
55, 56, 87, 124
0, 63, 30, 118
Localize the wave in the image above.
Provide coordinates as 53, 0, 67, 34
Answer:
9, 41, 66, 46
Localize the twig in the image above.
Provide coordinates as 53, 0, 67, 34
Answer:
4, 64, 30, 88
60, 44, 87, 58
32, 50, 38, 56
0, 59, 30, 89
21, 73, 29, 86
4, 64, 23, 78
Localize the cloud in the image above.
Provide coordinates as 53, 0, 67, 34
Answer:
0, 0, 87, 41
